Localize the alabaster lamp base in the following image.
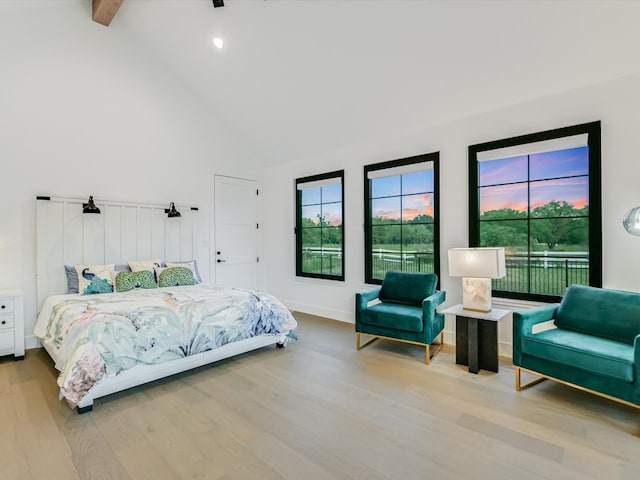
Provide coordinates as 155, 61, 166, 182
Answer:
461, 277, 493, 313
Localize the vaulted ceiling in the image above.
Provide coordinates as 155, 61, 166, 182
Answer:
86, 1, 640, 164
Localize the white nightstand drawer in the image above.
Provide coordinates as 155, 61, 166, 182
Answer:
0, 331, 14, 351
0, 289, 23, 358
0, 299, 14, 314
0, 315, 14, 330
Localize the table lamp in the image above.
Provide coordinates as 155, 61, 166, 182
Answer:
448, 247, 506, 312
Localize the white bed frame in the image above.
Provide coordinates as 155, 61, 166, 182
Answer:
36, 196, 287, 413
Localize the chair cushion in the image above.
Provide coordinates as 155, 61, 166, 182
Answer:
521, 328, 634, 383
379, 271, 437, 307
360, 303, 423, 333
556, 285, 640, 345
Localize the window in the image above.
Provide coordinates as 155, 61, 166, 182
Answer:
469, 121, 601, 302
364, 153, 440, 284
295, 170, 344, 280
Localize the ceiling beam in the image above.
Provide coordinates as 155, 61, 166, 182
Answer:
92, 0, 125, 27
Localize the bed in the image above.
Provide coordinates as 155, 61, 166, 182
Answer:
35, 196, 296, 413
34, 284, 296, 412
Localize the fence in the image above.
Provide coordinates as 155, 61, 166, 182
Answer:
301, 247, 343, 276
302, 247, 589, 295
371, 249, 435, 279
494, 252, 589, 296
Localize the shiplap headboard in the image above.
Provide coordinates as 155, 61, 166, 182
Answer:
36, 196, 198, 308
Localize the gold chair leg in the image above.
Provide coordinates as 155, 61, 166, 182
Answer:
356, 333, 378, 351
425, 334, 445, 365
515, 366, 547, 391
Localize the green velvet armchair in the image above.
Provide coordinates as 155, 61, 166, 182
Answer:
355, 271, 446, 364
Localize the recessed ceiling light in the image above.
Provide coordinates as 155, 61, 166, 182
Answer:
213, 37, 223, 49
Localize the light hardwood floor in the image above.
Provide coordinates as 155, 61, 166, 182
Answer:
1, 312, 639, 480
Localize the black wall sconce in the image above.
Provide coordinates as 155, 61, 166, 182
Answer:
82, 196, 101, 214
165, 202, 181, 218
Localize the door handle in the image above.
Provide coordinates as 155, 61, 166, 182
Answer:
217, 259, 226, 263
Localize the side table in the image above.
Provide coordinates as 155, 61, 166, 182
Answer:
439, 304, 509, 374
0, 289, 25, 360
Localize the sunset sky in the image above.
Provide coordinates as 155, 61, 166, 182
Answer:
372, 194, 434, 220
301, 183, 343, 226
479, 146, 589, 213
370, 170, 435, 220
301, 148, 587, 223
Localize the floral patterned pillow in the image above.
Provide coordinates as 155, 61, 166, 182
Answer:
75, 264, 115, 295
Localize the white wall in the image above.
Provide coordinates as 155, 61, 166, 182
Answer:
260, 72, 640, 356
0, 3, 261, 347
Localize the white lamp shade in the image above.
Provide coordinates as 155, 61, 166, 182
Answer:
448, 247, 506, 279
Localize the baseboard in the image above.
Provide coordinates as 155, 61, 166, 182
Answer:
283, 300, 353, 324
25, 334, 40, 350
283, 303, 513, 357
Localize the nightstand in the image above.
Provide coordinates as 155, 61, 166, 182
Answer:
0, 289, 25, 360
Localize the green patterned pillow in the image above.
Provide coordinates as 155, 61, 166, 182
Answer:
158, 267, 196, 288
115, 270, 157, 292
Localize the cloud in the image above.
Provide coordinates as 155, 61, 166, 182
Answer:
373, 194, 433, 220
321, 212, 342, 226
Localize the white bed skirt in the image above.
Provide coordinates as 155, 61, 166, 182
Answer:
73, 333, 288, 411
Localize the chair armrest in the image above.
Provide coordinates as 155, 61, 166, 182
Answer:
512, 303, 559, 365
422, 290, 446, 313
634, 334, 640, 388
355, 287, 382, 326
422, 290, 446, 340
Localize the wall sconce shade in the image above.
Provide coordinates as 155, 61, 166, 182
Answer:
623, 206, 640, 236
165, 203, 181, 218
82, 196, 101, 214
448, 247, 506, 312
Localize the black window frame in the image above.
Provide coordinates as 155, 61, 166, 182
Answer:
468, 121, 602, 303
295, 170, 345, 281
364, 152, 440, 285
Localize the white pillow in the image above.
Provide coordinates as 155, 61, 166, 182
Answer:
75, 264, 115, 294
128, 259, 161, 272
154, 266, 167, 280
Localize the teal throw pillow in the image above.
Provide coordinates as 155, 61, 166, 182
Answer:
82, 276, 113, 295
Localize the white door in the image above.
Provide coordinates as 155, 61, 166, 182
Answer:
213, 175, 259, 290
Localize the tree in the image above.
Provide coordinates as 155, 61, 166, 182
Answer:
480, 221, 528, 249
530, 200, 587, 250
481, 208, 527, 220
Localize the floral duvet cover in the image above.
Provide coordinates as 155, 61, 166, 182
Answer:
33, 284, 297, 407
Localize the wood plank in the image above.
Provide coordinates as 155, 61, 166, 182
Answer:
3, 313, 640, 479
14, 379, 80, 479
92, 0, 125, 27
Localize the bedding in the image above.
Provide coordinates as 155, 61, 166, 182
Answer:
34, 284, 297, 408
